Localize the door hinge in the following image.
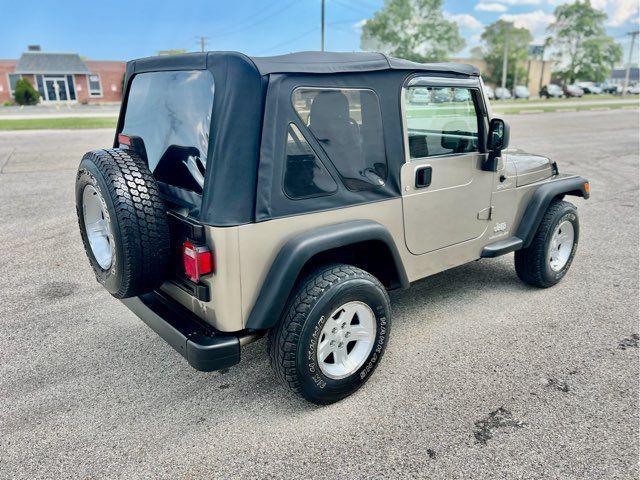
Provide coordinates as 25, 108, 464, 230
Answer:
477, 206, 493, 220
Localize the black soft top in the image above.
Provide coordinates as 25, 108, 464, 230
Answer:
250, 51, 479, 76
117, 51, 481, 226
126, 50, 479, 78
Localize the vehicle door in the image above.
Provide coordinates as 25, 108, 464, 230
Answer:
400, 76, 494, 255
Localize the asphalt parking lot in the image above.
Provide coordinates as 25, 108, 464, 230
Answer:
0, 109, 638, 479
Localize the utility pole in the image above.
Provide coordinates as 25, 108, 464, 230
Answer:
622, 30, 639, 96
197, 36, 209, 53
538, 45, 546, 95
501, 38, 508, 90
321, 0, 326, 51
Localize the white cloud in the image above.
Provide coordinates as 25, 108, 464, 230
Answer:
352, 19, 368, 30
479, 0, 543, 6
500, 10, 556, 41
547, 0, 639, 27
471, 34, 483, 42
598, 0, 639, 26
446, 13, 484, 30
475, 2, 509, 11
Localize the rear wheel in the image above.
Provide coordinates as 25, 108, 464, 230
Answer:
515, 199, 579, 288
75, 148, 171, 298
268, 264, 391, 404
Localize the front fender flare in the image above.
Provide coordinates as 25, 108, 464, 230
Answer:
516, 175, 589, 248
245, 220, 409, 331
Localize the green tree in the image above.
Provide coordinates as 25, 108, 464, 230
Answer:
14, 78, 40, 105
548, 1, 622, 84
481, 20, 532, 88
360, 0, 465, 62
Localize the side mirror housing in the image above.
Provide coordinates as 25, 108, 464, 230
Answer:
488, 118, 510, 152
483, 118, 510, 171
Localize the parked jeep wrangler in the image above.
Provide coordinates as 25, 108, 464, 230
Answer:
75, 51, 589, 404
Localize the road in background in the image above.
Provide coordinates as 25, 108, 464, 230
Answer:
0, 104, 120, 120
0, 110, 638, 479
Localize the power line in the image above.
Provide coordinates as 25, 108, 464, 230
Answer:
255, 27, 321, 56
211, 2, 287, 36
332, 0, 372, 16
209, 0, 299, 38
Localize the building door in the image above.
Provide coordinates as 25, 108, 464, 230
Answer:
44, 77, 69, 102
400, 77, 494, 255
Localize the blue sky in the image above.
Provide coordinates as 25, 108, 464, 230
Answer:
0, 0, 637, 62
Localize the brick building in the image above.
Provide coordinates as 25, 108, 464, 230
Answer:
451, 57, 553, 97
0, 47, 125, 104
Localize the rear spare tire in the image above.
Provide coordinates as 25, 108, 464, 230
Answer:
75, 148, 171, 298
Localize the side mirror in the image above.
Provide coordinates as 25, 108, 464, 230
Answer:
488, 118, 510, 153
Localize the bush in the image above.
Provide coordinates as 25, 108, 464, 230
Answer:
2, 101, 14, 107
14, 78, 40, 105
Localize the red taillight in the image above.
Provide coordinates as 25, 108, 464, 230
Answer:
118, 134, 131, 146
182, 241, 213, 282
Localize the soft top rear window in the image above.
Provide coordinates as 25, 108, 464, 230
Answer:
122, 70, 215, 197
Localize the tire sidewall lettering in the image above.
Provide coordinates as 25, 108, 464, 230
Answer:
301, 279, 390, 394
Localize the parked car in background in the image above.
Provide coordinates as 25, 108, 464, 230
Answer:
484, 85, 495, 100
626, 84, 640, 94
494, 87, 512, 100
514, 86, 531, 99
453, 88, 471, 102
431, 87, 452, 103
602, 84, 620, 94
540, 84, 564, 98
563, 84, 584, 97
577, 82, 602, 94
409, 87, 430, 104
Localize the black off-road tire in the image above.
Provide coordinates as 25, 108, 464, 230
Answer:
515, 199, 579, 288
75, 148, 171, 298
268, 264, 391, 405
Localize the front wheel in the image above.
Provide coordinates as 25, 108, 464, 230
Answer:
268, 264, 391, 404
515, 199, 579, 288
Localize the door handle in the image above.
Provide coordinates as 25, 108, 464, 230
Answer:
415, 166, 432, 188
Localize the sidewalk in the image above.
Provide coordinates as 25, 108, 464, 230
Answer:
493, 97, 639, 109
0, 103, 120, 119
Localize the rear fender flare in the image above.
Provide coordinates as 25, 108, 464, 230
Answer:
245, 220, 408, 331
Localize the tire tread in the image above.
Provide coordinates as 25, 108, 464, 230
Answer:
267, 264, 388, 398
76, 148, 170, 298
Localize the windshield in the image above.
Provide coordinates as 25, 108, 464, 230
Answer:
122, 70, 215, 197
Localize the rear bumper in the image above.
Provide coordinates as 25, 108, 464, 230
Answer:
121, 291, 241, 372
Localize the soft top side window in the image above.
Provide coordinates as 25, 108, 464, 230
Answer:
283, 123, 338, 200
404, 85, 480, 160
292, 88, 387, 191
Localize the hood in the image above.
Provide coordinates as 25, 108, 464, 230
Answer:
505, 149, 553, 187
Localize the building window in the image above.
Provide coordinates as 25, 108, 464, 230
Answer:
88, 74, 102, 97
8, 74, 22, 96
35, 75, 45, 99
66, 75, 76, 101
292, 88, 388, 192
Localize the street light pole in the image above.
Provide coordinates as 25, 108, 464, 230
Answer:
321, 0, 326, 52
622, 31, 638, 96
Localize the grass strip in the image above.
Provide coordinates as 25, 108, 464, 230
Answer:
0, 117, 117, 130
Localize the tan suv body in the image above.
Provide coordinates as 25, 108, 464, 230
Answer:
77, 51, 589, 403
